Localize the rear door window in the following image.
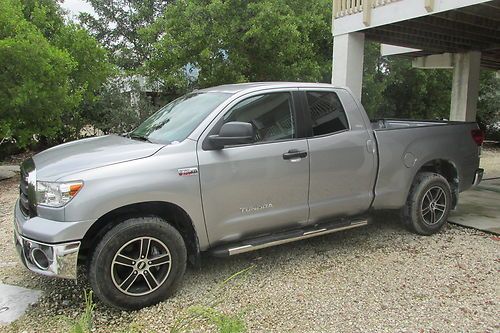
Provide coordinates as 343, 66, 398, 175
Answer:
306, 91, 349, 136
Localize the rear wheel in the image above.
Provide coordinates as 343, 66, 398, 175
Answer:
88, 217, 187, 310
402, 172, 452, 235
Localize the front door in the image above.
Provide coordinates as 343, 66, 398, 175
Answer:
197, 91, 310, 245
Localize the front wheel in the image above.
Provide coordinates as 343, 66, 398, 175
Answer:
402, 172, 452, 235
88, 217, 187, 310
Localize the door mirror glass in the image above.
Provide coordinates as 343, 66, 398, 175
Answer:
209, 121, 255, 149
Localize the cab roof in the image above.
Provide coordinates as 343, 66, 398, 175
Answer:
197, 82, 340, 94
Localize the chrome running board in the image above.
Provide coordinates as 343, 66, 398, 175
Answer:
211, 219, 368, 257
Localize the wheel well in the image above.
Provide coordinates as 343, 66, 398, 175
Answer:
79, 201, 200, 268
416, 159, 459, 208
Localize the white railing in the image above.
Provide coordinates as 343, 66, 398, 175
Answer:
333, 0, 402, 25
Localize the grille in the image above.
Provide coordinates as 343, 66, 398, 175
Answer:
19, 168, 31, 217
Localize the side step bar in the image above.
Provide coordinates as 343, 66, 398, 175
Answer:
211, 218, 368, 257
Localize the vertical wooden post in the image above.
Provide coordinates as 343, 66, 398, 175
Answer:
363, 0, 372, 26
425, 0, 435, 12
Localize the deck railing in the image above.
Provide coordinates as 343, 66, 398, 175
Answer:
333, 0, 402, 25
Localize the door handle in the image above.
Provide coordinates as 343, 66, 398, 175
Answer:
282, 149, 308, 160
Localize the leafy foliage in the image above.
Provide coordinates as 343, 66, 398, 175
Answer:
0, 0, 113, 149
0, 0, 76, 147
362, 42, 452, 120
79, 0, 170, 70
362, 42, 499, 140
146, 0, 332, 92
86, 77, 159, 135
477, 70, 500, 140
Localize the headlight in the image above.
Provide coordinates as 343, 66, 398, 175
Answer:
36, 181, 83, 208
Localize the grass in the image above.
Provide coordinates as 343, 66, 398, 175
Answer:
68, 290, 95, 333
65, 266, 252, 333
187, 306, 246, 333
170, 266, 253, 333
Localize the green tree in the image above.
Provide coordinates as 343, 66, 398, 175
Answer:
79, 0, 170, 70
84, 77, 158, 136
0, 0, 77, 147
361, 42, 453, 120
0, 0, 113, 149
361, 42, 386, 118
477, 70, 500, 140
381, 57, 452, 120
24, 0, 114, 141
53, 23, 114, 140
146, 0, 332, 92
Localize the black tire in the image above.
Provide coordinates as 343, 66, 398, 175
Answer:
402, 172, 452, 236
88, 216, 187, 310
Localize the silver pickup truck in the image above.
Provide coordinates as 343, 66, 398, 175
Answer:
13, 82, 484, 309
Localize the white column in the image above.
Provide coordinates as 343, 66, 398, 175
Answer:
450, 51, 481, 121
332, 32, 365, 101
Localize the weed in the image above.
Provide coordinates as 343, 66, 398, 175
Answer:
188, 306, 246, 333
67, 290, 95, 333
170, 266, 253, 333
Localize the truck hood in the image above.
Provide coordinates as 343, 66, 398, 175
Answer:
33, 135, 164, 180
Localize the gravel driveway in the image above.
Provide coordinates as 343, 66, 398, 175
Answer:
0, 175, 499, 332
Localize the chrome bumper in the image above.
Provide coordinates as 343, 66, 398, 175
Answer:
14, 225, 80, 279
472, 168, 484, 187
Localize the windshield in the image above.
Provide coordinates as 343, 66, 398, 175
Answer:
130, 92, 231, 144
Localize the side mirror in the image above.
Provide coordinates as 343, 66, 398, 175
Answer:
209, 121, 255, 149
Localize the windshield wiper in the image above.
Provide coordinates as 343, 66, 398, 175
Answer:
127, 133, 152, 143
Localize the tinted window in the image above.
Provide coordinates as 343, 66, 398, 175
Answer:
307, 91, 348, 136
223, 93, 295, 143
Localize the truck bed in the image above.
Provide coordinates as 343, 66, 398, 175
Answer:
369, 118, 480, 210
371, 119, 460, 130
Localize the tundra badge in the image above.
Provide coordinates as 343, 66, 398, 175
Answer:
178, 167, 199, 176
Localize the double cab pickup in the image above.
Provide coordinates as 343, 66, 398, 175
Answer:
14, 82, 484, 309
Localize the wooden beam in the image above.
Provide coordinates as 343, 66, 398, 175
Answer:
436, 10, 500, 32
415, 16, 500, 45
390, 23, 494, 50
365, 31, 453, 53
375, 25, 484, 50
458, 4, 500, 22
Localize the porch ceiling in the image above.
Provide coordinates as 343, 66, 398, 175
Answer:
364, 0, 500, 69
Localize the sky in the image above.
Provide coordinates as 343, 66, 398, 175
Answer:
60, 0, 96, 18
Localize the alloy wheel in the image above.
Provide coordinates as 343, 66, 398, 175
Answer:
420, 186, 447, 225
111, 237, 172, 296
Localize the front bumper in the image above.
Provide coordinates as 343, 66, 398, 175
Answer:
14, 227, 80, 279
13, 200, 81, 279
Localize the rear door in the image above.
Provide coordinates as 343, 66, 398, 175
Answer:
197, 90, 310, 245
302, 89, 376, 223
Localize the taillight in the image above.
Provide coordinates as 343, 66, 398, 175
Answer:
471, 129, 484, 146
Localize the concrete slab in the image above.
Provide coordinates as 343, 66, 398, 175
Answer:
0, 170, 15, 181
449, 179, 500, 235
0, 165, 20, 181
0, 284, 42, 325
